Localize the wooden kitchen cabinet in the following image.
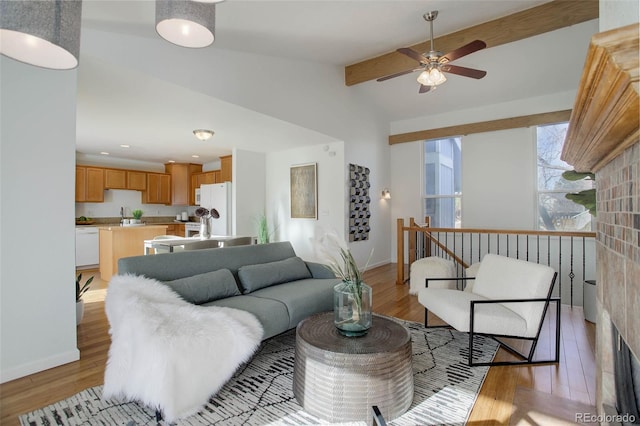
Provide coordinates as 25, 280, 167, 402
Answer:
104, 169, 127, 189
126, 170, 147, 190
220, 155, 232, 182
76, 166, 104, 202
165, 223, 185, 236
99, 225, 168, 280
190, 171, 217, 205
143, 173, 171, 204
165, 163, 203, 206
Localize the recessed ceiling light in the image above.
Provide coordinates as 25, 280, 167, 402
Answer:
167, 160, 176, 163
192, 155, 200, 158
100, 152, 110, 155
120, 144, 130, 148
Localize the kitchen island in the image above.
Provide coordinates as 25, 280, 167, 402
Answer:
99, 225, 168, 280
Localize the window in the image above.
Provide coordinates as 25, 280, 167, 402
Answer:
423, 138, 462, 228
537, 122, 593, 231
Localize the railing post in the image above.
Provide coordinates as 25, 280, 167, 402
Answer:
408, 217, 417, 266
396, 218, 405, 286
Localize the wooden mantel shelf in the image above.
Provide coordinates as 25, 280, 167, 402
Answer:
562, 23, 639, 172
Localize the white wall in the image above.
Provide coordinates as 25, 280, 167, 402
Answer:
81, 28, 393, 269
1, 58, 79, 382
266, 142, 345, 262
389, 92, 576, 262
600, 0, 639, 31
232, 149, 266, 237
462, 128, 536, 229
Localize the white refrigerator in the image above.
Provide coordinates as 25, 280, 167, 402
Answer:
200, 182, 232, 235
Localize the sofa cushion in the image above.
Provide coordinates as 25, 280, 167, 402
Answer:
250, 278, 340, 329
203, 295, 291, 340
238, 257, 312, 293
163, 268, 240, 305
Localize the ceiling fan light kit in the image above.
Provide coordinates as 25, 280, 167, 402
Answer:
0, 0, 83, 70
155, 0, 219, 48
377, 10, 487, 94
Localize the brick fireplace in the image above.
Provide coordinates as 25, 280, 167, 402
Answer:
596, 143, 639, 414
562, 22, 639, 418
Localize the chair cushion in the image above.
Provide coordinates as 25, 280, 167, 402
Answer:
238, 257, 312, 293
409, 256, 456, 295
418, 288, 528, 336
464, 262, 482, 292
163, 269, 240, 304
472, 254, 555, 336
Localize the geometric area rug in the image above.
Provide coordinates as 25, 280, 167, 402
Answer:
19, 319, 498, 426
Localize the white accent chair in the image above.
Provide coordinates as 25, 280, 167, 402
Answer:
409, 256, 456, 295
418, 254, 560, 366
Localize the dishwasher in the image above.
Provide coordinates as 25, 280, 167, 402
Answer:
76, 226, 99, 269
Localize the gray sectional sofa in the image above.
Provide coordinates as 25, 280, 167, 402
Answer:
117, 241, 340, 339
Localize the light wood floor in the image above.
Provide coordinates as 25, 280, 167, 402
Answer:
0, 264, 596, 425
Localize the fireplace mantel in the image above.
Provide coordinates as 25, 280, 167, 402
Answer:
562, 23, 639, 172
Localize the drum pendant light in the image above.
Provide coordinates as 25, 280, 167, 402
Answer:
156, 0, 221, 48
0, 0, 82, 70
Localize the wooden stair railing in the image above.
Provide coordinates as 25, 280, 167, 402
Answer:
396, 217, 596, 306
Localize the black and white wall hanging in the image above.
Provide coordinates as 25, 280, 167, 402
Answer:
348, 163, 371, 241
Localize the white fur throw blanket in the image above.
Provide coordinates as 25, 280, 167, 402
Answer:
103, 274, 263, 423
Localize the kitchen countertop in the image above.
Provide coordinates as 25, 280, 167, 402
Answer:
99, 224, 169, 231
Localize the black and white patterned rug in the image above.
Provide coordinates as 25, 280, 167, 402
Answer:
19, 320, 497, 426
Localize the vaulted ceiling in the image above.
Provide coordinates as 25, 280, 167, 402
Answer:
75, 0, 599, 164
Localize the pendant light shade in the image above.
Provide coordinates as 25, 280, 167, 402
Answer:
156, 0, 220, 48
0, 0, 82, 70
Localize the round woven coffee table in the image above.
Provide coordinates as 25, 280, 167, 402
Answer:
293, 312, 413, 423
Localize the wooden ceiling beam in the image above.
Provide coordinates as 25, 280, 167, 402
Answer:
345, 0, 599, 86
389, 110, 572, 145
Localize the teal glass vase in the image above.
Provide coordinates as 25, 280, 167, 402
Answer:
333, 281, 372, 337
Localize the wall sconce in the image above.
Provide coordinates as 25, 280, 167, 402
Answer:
0, 0, 83, 70
381, 188, 391, 200
156, 0, 222, 48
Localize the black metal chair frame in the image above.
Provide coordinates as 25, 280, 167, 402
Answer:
424, 273, 561, 367
371, 405, 388, 426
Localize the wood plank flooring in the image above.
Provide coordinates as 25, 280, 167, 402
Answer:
0, 263, 596, 425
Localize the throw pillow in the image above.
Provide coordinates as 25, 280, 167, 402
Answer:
238, 257, 312, 293
163, 269, 240, 305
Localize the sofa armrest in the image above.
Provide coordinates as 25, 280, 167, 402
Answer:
305, 261, 336, 279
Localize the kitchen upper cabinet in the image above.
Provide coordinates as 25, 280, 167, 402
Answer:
76, 166, 104, 202
126, 171, 147, 190
220, 155, 232, 182
190, 171, 221, 205
143, 173, 171, 204
104, 169, 127, 189
165, 163, 202, 206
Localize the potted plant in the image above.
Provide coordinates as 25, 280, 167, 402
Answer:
256, 214, 277, 244
76, 273, 93, 325
316, 231, 374, 337
131, 209, 143, 224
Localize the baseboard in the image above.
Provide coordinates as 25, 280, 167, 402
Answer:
366, 259, 392, 270
1, 348, 80, 383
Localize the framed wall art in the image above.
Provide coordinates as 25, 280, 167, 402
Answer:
348, 163, 371, 241
290, 163, 317, 219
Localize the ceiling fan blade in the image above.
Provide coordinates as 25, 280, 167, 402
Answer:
377, 69, 416, 82
440, 40, 486, 63
419, 84, 432, 94
442, 64, 487, 79
397, 47, 426, 63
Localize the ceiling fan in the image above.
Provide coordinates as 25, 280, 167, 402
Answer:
377, 11, 487, 94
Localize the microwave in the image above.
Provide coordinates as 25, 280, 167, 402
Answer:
195, 188, 201, 205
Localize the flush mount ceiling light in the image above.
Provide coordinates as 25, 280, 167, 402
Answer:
0, 0, 82, 70
156, 0, 222, 48
193, 129, 214, 141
